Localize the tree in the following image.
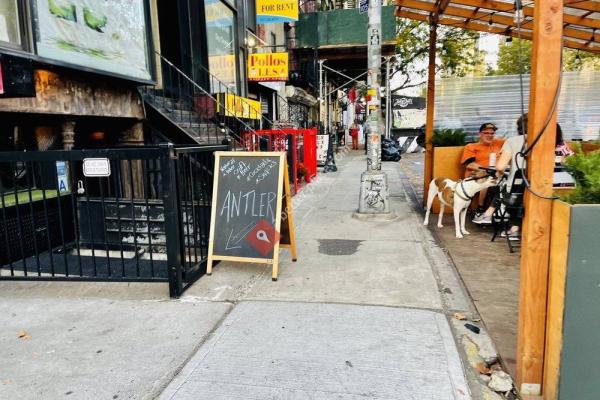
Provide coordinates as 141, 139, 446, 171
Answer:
495, 38, 532, 75
392, 19, 487, 92
563, 48, 600, 71
494, 37, 600, 75
439, 30, 486, 77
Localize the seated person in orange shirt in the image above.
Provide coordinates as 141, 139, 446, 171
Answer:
460, 122, 505, 213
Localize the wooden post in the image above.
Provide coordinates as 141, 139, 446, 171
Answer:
423, 23, 437, 205
516, 0, 563, 395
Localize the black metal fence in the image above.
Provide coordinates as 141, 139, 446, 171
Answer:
0, 144, 226, 297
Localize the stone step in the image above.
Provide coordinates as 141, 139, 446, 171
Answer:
145, 94, 193, 112
103, 202, 165, 221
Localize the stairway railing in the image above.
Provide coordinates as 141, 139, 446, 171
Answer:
141, 52, 309, 148
274, 91, 292, 127
140, 53, 260, 147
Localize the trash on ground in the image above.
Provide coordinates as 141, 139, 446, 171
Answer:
381, 138, 401, 162
453, 312, 467, 320
488, 370, 513, 392
464, 323, 481, 334
17, 331, 31, 340
476, 362, 491, 375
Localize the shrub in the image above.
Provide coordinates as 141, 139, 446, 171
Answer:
562, 145, 600, 204
430, 129, 466, 147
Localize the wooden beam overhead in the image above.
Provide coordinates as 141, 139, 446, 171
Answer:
446, 0, 600, 30
397, 1, 600, 31
563, 39, 600, 54
396, 9, 600, 54
437, 0, 451, 15
465, 5, 480, 25
430, 0, 451, 24
564, 0, 600, 13
397, 9, 525, 36
400, 0, 521, 29
563, 26, 600, 43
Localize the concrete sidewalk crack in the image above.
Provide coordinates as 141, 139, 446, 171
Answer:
157, 302, 237, 399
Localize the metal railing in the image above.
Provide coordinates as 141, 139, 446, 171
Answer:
185, 55, 315, 139
140, 53, 261, 148
0, 145, 226, 297
272, 91, 310, 129
274, 92, 293, 127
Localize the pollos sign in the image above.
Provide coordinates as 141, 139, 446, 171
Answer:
248, 52, 289, 82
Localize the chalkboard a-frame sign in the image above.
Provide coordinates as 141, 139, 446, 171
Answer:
207, 152, 297, 281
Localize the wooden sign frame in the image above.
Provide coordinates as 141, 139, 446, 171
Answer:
206, 151, 297, 281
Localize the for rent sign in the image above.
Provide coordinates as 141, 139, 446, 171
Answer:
248, 52, 289, 82
256, 0, 298, 23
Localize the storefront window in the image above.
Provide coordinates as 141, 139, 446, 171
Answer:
204, 0, 238, 93
0, 0, 22, 46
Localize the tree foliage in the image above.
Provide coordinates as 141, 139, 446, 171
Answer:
494, 38, 600, 75
495, 38, 532, 75
393, 19, 487, 91
439, 30, 486, 77
563, 48, 600, 71
393, 19, 600, 90
563, 145, 600, 204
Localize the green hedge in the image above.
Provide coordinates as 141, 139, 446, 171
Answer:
430, 129, 467, 147
563, 145, 600, 204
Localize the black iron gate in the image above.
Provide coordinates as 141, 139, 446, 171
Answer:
0, 144, 226, 297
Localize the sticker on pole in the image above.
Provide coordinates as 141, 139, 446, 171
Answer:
83, 158, 111, 177
56, 161, 70, 193
359, 0, 368, 14
369, 28, 380, 46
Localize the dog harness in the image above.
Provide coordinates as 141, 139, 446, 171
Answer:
455, 180, 475, 202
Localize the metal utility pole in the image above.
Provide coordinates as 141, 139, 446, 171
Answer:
365, 1, 382, 170
321, 61, 337, 172
318, 59, 324, 124
385, 56, 392, 139
358, 0, 390, 214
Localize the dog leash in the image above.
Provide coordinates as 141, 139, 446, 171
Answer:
455, 168, 498, 202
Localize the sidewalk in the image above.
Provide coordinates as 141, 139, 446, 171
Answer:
160, 150, 486, 399
0, 150, 500, 399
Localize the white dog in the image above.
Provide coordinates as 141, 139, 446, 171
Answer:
423, 171, 497, 238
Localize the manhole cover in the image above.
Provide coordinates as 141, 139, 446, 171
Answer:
317, 239, 362, 256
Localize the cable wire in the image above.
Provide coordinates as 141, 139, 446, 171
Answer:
513, 0, 564, 200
